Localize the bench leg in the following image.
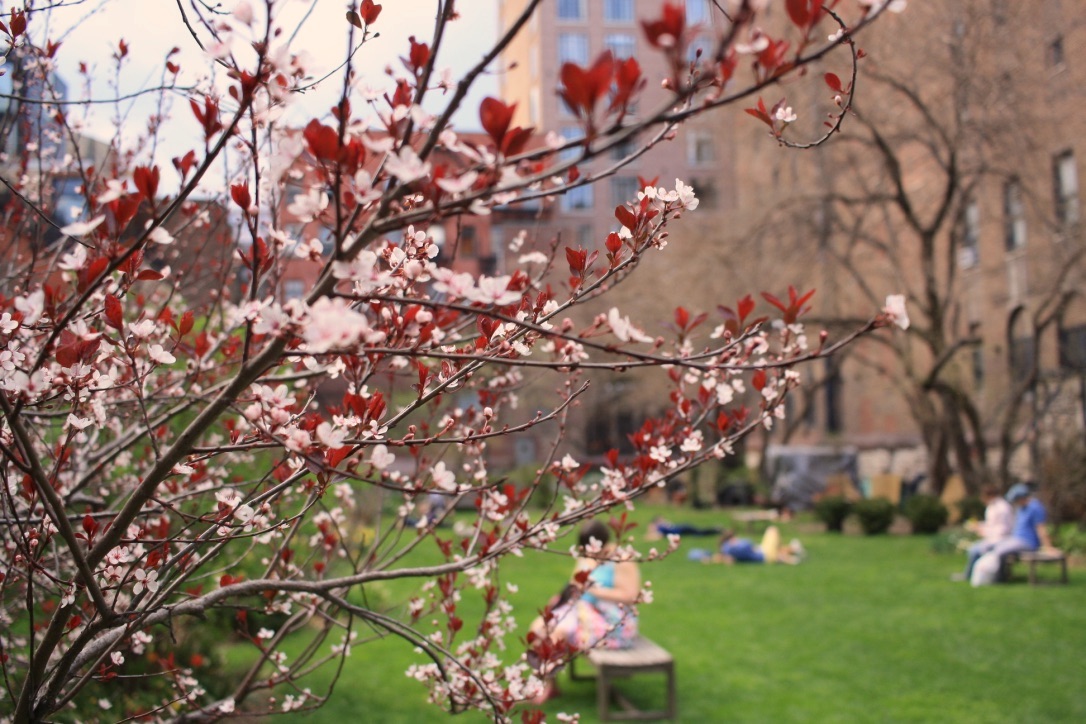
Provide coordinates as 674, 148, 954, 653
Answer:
597, 666, 612, 721
1061, 558, 1069, 584
1029, 560, 1038, 586
666, 663, 676, 720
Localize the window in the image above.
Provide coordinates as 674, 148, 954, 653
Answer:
1059, 324, 1086, 372
558, 32, 589, 65
1003, 178, 1026, 250
1048, 35, 1065, 67
611, 176, 639, 206
1054, 150, 1079, 226
457, 225, 477, 256
558, 126, 583, 162
1009, 336, 1035, 379
687, 130, 715, 166
686, 0, 711, 25
604, 0, 634, 22
283, 279, 306, 301
823, 357, 842, 434
611, 137, 635, 161
52, 177, 84, 229
959, 197, 980, 268
688, 34, 711, 62
557, 0, 583, 21
604, 33, 635, 60
560, 184, 594, 212
969, 322, 984, 387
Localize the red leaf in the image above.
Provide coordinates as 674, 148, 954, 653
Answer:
104, 294, 123, 331
675, 306, 690, 330
605, 232, 622, 255
230, 182, 251, 210
360, 0, 383, 25
172, 150, 197, 180
786, 0, 810, 28
641, 2, 686, 49
479, 97, 515, 148
133, 165, 160, 200
135, 270, 165, 282
303, 119, 340, 162
82, 514, 98, 537
738, 294, 755, 322
8, 9, 26, 39
78, 257, 110, 293
752, 369, 767, 391
179, 310, 195, 338
614, 205, 638, 231
565, 247, 587, 274
824, 72, 843, 93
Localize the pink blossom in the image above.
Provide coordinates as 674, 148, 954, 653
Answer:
465, 276, 521, 306
883, 294, 910, 330
384, 146, 431, 184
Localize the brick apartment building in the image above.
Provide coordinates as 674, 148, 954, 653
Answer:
496, 0, 1086, 492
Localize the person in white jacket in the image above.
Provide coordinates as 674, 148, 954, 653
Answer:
953, 484, 1014, 581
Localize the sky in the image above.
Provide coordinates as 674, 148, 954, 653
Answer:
36, 0, 501, 161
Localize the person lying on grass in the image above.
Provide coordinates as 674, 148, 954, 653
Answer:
688, 525, 806, 565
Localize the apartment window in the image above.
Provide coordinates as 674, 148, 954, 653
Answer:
604, 0, 634, 22
686, 0, 711, 25
604, 33, 635, 60
52, 177, 84, 229
577, 223, 594, 246
823, 357, 842, 434
969, 322, 984, 387
283, 279, 306, 301
457, 225, 477, 256
611, 176, 639, 206
559, 126, 583, 162
557, 0, 583, 21
959, 197, 980, 268
1059, 324, 1086, 372
688, 34, 712, 62
561, 184, 594, 212
611, 137, 635, 161
1009, 335, 1035, 379
1054, 150, 1080, 226
1003, 178, 1026, 250
1048, 35, 1065, 67
687, 130, 715, 166
558, 32, 589, 65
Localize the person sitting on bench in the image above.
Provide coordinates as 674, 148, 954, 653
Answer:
970, 483, 1060, 586
528, 521, 641, 702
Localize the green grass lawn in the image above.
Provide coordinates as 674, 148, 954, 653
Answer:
279, 506, 1086, 723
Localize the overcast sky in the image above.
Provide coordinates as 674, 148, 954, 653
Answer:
40, 1, 500, 151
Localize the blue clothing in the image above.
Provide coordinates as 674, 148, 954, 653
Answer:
721, 538, 765, 563
581, 561, 615, 605
1011, 499, 1046, 549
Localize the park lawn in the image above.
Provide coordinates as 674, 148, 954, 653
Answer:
276, 506, 1086, 723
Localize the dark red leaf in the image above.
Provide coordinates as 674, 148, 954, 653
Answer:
824, 72, 843, 93
104, 294, 123, 331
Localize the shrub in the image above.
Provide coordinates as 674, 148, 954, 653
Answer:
854, 497, 896, 535
1054, 523, 1086, 556
903, 494, 949, 534
956, 495, 985, 523
814, 496, 853, 533
1039, 436, 1086, 525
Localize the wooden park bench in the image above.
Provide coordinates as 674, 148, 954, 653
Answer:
569, 635, 676, 721
1000, 550, 1069, 585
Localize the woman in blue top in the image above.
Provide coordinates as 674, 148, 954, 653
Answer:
528, 521, 640, 701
